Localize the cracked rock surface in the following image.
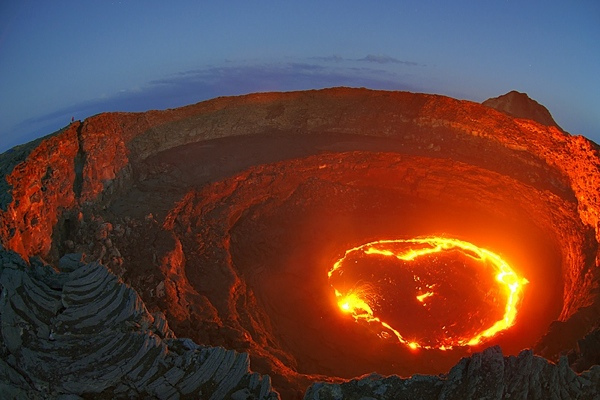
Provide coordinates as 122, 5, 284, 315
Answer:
0, 248, 278, 399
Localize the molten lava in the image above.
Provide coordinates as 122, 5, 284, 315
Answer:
328, 237, 528, 350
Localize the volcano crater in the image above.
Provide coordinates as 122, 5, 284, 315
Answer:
2, 88, 600, 398
162, 147, 566, 379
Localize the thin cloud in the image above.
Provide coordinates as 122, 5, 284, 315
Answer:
311, 54, 422, 66
309, 55, 345, 63
357, 54, 420, 66
2, 60, 423, 152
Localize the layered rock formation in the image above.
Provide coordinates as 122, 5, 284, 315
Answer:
0, 248, 277, 399
1, 88, 599, 398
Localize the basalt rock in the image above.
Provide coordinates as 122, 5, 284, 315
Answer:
1, 88, 599, 398
304, 346, 600, 400
483, 90, 562, 130
0, 247, 277, 399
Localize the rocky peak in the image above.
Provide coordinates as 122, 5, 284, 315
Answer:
483, 90, 562, 130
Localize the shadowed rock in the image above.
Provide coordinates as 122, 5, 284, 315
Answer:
483, 90, 562, 129
0, 248, 278, 399
304, 346, 600, 399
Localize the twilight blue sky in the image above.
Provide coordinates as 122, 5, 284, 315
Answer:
1, 1, 598, 153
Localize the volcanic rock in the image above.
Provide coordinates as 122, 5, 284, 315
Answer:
1, 87, 600, 398
0, 247, 277, 399
483, 90, 562, 129
304, 346, 600, 399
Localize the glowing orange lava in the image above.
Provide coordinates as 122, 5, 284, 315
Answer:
328, 237, 528, 350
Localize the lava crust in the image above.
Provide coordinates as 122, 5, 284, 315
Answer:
1, 88, 599, 398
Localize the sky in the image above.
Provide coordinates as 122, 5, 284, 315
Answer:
1, 1, 599, 153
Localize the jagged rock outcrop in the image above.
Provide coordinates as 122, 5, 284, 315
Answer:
304, 346, 600, 400
0, 125, 79, 258
1, 88, 600, 397
483, 90, 561, 129
0, 247, 278, 399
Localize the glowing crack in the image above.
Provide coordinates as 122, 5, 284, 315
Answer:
328, 237, 528, 350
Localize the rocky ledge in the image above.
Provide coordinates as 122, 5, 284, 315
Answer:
0, 247, 278, 399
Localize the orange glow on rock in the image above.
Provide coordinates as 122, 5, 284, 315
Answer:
329, 237, 528, 350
